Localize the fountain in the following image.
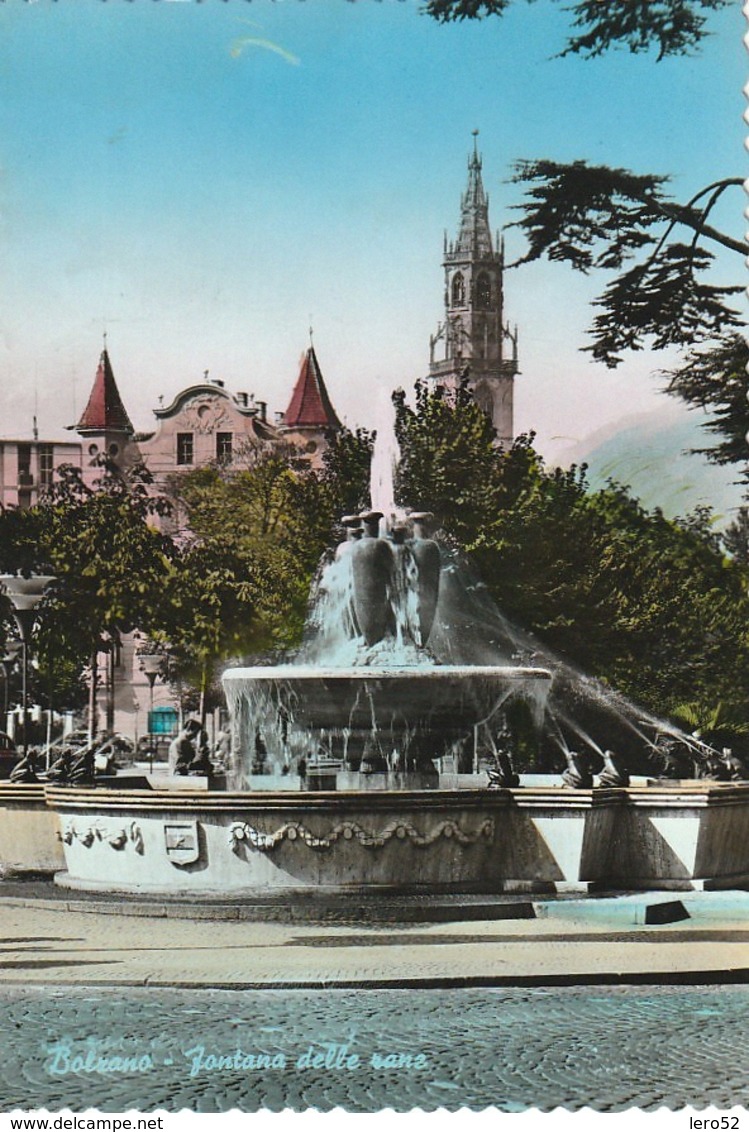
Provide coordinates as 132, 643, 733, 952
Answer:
222, 509, 549, 790
29, 401, 749, 903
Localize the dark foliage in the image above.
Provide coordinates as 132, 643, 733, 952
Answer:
509, 161, 743, 367
422, 0, 731, 60
663, 334, 749, 477
394, 380, 749, 732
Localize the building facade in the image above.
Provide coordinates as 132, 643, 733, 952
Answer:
277, 344, 342, 464
0, 437, 81, 510
0, 343, 342, 512
428, 136, 519, 446
1, 344, 343, 744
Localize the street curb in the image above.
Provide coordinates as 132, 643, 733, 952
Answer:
0, 893, 541, 923
2, 969, 749, 991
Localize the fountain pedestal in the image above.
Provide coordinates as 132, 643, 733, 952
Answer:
46, 781, 749, 898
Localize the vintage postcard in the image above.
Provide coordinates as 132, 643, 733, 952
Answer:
0, 0, 746, 1125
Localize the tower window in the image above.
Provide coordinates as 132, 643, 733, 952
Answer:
177, 433, 194, 465
216, 432, 233, 463
451, 272, 465, 307
476, 273, 491, 309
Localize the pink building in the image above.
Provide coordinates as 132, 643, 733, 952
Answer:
0, 437, 81, 510
277, 345, 342, 463
2, 344, 343, 743
69, 344, 341, 499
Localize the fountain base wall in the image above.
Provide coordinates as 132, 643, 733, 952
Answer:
0, 784, 65, 877
44, 783, 749, 897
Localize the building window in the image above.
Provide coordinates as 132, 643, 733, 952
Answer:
216, 432, 233, 463
451, 272, 465, 307
38, 444, 54, 487
476, 272, 491, 309
177, 433, 194, 465
17, 444, 32, 487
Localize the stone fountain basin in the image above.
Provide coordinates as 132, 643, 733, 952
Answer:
222, 665, 551, 732
44, 782, 749, 897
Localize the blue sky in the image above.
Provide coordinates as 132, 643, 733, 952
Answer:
0, 0, 744, 463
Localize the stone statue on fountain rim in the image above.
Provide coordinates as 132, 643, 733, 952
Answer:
9, 748, 38, 784
561, 749, 593, 789
170, 719, 214, 778
721, 747, 749, 782
486, 725, 520, 789
653, 734, 693, 780
597, 749, 630, 788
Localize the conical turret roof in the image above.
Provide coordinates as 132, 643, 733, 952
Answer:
75, 349, 134, 435
283, 346, 341, 430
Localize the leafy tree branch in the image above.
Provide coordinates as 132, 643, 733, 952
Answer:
422, 0, 731, 60
507, 161, 743, 366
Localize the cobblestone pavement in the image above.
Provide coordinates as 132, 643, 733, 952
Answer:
1, 984, 747, 1112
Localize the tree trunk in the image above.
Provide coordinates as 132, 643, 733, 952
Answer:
88, 648, 98, 743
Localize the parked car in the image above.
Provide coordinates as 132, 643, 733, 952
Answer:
0, 731, 17, 779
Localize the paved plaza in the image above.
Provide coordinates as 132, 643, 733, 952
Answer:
1, 889, 749, 1111
1, 983, 747, 1112
2, 889, 749, 989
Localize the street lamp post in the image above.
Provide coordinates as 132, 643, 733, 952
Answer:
0, 575, 55, 758
140, 653, 164, 774
1, 640, 22, 725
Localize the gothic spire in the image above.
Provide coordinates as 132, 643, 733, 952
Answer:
454, 131, 494, 259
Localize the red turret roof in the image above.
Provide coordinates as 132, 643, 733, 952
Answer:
283, 347, 341, 431
75, 349, 134, 435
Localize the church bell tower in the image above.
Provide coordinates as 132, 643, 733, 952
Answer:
428, 134, 518, 446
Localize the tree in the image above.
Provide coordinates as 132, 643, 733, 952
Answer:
723, 506, 749, 565
508, 160, 743, 368
423, 0, 731, 61
319, 426, 374, 519
393, 378, 539, 545
158, 454, 342, 709
671, 699, 749, 753
38, 461, 172, 628
393, 382, 749, 737
663, 334, 749, 479
28, 462, 172, 728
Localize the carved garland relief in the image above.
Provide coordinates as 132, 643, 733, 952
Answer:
229, 817, 495, 852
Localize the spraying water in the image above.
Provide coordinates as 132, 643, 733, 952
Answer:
224, 385, 728, 786
369, 385, 404, 530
